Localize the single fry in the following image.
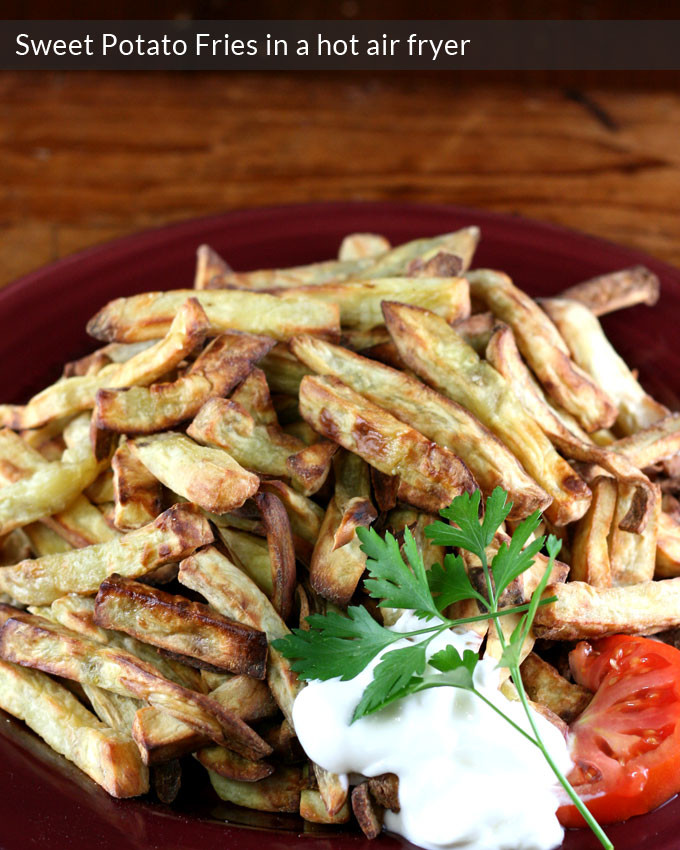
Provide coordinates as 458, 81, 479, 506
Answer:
5, 299, 209, 429
129, 432, 259, 514
208, 766, 302, 813
86, 289, 340, 344
195, 745, 274, 782
352, 782, 384, 839
291, 334, 550, 521
310, 450, 377, 606
0, 658, 149, 797
0, 615, 270, 758
467, 270, 617, 432
94, 331, 274, 434
253, 490, 297, 621
541, 297, 668, 435
555, 266, 660, 316
338, 233, 391, 262
112, 440, 163, 531
94, 575, 269, 678
656, 512, 680, 578
570, 476, 617, 587
0, 502, 213, 605
299, 374, 477, 513
194, 244, 232, 290
383, 302, 591, 525
608, 481, 661, 586
533, 578, 680, 640
520, 653, 592, 723
611, 414, 680, 468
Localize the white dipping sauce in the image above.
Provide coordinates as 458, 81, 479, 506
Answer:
293, 612, 571, 850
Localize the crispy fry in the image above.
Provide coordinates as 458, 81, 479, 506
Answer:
486, 324, 654, 532
311, 451, 377, 606
301, 789, 351, 824
338, 233, 391, 262
133, 675, 276, 765
520, 653, 592, 723
367, 773, 400, 811
541, 297, 668, 435
196, 745, 274, 782
129, 432, 259, 515
299, 374, 477, 513
4, 299, 209, 430
269, 277, 470, 331
94, 331, 274, 434
383, 302, 591, 525
94, 575, 269, 678
0, 502, 213, 605
533, 578, 680, 640
611, 414, 680, 468
217, 527, 274, 596
86, 289, 340, 344
467, 271, 617, 432
63, 341, 157, 377
85, 469, 115, 504
352, 782, 384, 839
291, 335, 550, 521
179, 546, 301, 725
194, 244, 232, 290
0, 615, 270, 758
253, 490, 297, 621
83, 684, 142, 733
188, 370, 335, 496
112, 439, 163, 531
0, 659, 149, 797
555, 266, 660, 316
570, 476, 617, 587
208, 766, 302, 813
656, 512, 680, 578
608, 481, 661, 586
259, 479, 324, 545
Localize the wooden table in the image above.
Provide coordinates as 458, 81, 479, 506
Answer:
1, 70, 679, 288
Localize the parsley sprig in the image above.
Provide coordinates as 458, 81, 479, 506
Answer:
273, 487, 612, 850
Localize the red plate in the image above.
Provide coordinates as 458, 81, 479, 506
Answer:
1, 202, 679, 850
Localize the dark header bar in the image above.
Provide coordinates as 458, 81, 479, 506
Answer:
2, 21, 679, 71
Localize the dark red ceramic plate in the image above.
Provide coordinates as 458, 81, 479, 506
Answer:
1, 202, 679, 850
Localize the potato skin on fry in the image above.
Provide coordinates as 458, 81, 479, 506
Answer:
94, 575, 269, 679
0, 659, 149, 797
299, 374, 477, 513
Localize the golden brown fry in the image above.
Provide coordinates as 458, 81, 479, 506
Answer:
0, 614, 270, 758
570, 476, 617, 587
259, 479, 324, 545
467, 270, 617, 432
63, 341, 157, 378
86, 289, 340, 344
611, 415, 680, 468
129, 432, 259, 515
0, 502, 213, 605
194, 244, 232, 290
196, 745, 274, 782
486, 324, 654, 532
541, 297, 668, 435
520, 653, 592, 723
0, 658, 149, 797
85, 469, 115, 504
534, 578, 680, 640
259, 343, 311, 396
302, 789, 352, 824
311, 451, 377, 607
555, 266, 660, 317
383, 302, 591, 525
338, 233, 391, 262
352, 782, 384, 839
133, 675, 276, 765
291, 334, 550, 521
94, 331, 275, 434
112, 440, 163, 531
188, 369, 336, 496
299, 374, 477, 513
94, 575, 269, 678
656, 512, 680, 578
5, 299, 209, 430
608, 481, 661, 586
179, 546, 301, 725
253, 490, 297, 622
270, 277, 470, 331
208, 766, 302, 813
216, 527, 274, 597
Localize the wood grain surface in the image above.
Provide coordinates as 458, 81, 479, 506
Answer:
1, 70, 679, 287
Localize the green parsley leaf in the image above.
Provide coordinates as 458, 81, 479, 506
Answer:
358, 525, 439, 619
490, 509, 544, 597
429, 644, 479, 689
352, 641, 427, 721
427, 552, 487, 612
425, 487, 512, 562
272, 606, 400, 681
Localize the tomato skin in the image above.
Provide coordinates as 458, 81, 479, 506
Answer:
558, 635, 680, 827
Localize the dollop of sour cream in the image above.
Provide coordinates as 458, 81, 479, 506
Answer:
292, 612, 572, 850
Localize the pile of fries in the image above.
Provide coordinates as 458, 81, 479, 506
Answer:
0, 225, 679, 836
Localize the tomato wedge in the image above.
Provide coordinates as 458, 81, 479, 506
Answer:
558, 634, 680, 827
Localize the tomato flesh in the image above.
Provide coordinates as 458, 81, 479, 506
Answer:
558, 634, 680, 827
